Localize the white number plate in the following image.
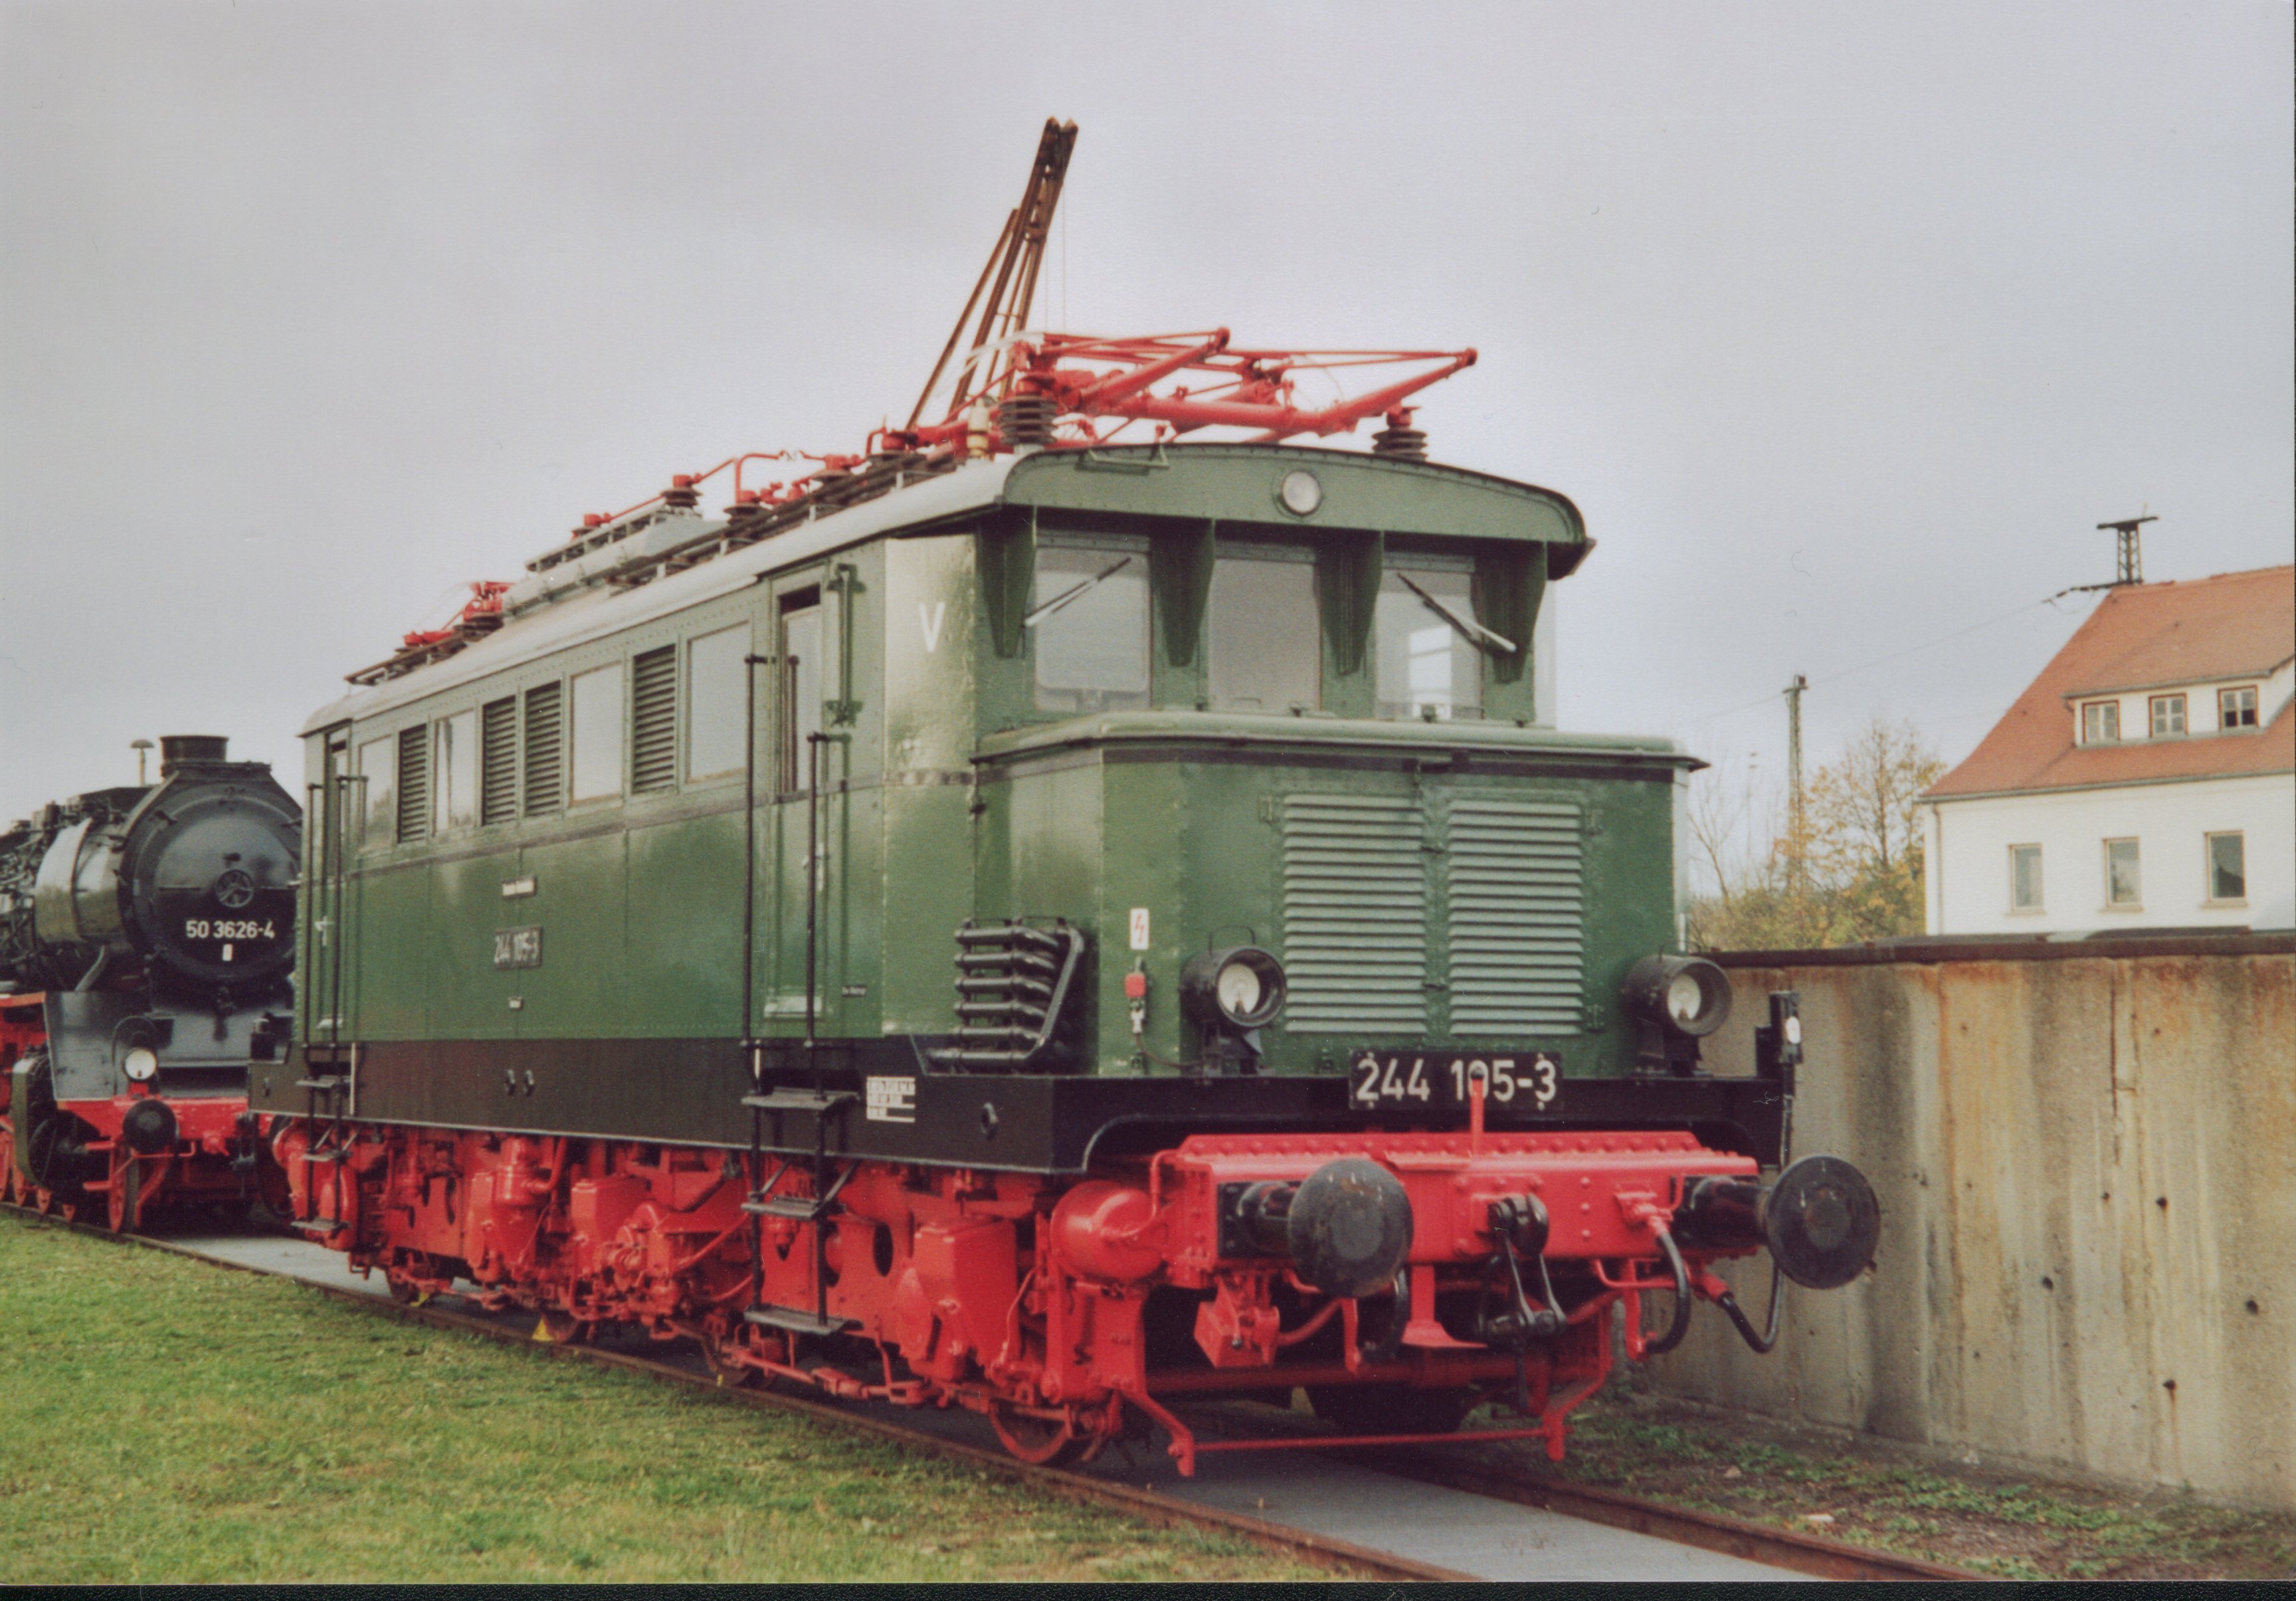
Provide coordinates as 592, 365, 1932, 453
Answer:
184, 919, 276, 941
1347, 1052, 1561, 1111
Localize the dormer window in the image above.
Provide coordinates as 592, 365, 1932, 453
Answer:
2149, 694, 2186, 737
2081, 701, 2120, 743
2221, 686, 2259, 728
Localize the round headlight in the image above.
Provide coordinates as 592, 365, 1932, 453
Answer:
123, 1046, 159, 1083
1216, 961, 1263, 1018
1181, 945, 1288, 1030
1277, 469, 1322, 517
1666, 971, 1705, 1026
1620, 954, 1732, 1038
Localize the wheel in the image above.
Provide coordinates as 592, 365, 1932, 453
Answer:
990, 1401, 1091, 1467
106, 1156, 143, 1234
1306, 1383, 1478, 1436
701, 1327, 764, 1388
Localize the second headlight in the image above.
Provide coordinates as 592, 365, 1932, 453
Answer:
1621, 953, 1733, 1038
1180, 945, 1287, 1030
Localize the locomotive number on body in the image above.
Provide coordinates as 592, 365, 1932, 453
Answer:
185, 919, 276, 941
1347, 1052, 1560, 1111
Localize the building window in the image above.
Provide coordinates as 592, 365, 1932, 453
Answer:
781, 592, 823, 793
2220, 686, 2259, 728
2010, 844, 2044, 912
1208, 549, 1320, 712
1030, 543, 1150, 715
1377, 565, 1483, 720
687, 624, 749, 781
2081, 701, 2120, 743
2207, 832, 2246, 903
2149, 694, 2186, 737
2104, 838, 2141, 908
432, 709, 477, 834
569, 663, 625, 802
357, 735, 394, 845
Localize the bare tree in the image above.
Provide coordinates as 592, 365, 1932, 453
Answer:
1808, 718, 1945, 942
1683, 716, 1944, 951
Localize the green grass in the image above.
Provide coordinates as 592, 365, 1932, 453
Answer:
1476, 1388, 2296, 1582
0, 1215, 1330, 1582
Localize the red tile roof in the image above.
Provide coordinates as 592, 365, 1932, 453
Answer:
1927, 565, 2295, 799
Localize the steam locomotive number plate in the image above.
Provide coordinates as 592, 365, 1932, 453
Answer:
1347, 1052, 1560, 1111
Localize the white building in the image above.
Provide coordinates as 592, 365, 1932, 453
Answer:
1922, 565, 2294, 935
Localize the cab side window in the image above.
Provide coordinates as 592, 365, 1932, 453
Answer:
781, 591, 822, 792
686, 624, 749, 781
357, 735, 394, 846
569, 663, 625, 802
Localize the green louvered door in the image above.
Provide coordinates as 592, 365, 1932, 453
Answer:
1279, 794, 1428, 1034
1443, 795, 1584, 1035
1279, 789, 1583, 1040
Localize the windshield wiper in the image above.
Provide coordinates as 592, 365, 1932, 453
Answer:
1024, 555, 1134, 629
1397, 571, 1517, 655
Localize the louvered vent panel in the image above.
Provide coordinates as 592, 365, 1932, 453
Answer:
522, 683, 563, 815
1445, 796, 1584, 1034
480, 697, 518, 825
395, 725, 429, 842
630, 646, 677, 793
1280, 794, 1427, 1033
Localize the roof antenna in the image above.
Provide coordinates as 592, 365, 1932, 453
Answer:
2050, 512, 2160, 603
2097, 513, 2156, 587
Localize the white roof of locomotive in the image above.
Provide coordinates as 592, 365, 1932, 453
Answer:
302, 456, 1022, 735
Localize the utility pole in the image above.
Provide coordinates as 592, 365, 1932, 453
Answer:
2097, 514, 2156, 587
1784, 674, 1808, 888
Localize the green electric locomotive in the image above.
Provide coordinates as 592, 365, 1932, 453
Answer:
260, 124, 1877, 1471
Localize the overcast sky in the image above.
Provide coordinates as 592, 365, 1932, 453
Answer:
3, 1, 2289, 827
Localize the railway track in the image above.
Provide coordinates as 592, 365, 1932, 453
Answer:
1, 1202, 1976, 1582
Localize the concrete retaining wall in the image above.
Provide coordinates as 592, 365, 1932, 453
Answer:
1650, 936, 2296, 1511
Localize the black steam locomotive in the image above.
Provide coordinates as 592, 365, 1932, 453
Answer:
1, 735, 300, 1228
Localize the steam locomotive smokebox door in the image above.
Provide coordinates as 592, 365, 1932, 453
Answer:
125, 775, 301, 998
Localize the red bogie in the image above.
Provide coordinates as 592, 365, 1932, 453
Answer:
277, 1112, 1766, 1471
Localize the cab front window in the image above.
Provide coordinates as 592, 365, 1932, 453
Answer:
1377, 565, 1482, 719
1208, 547, 1319, 712
1030, 541, 1150, 714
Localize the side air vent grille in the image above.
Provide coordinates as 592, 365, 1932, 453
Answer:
522, 683, 563, 815
630, 646, 677, 794
1444, 797, 1584, 1034
926, 921, 1089, 1071
1280, 794, 1427, 1033
395, 725, 429, 842
480, 697, 518, 825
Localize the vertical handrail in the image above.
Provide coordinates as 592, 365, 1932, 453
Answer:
742, 648, 768, 1317
741, 651, 769, 1056
300, 783, 322, 1049
804, 725, 822, 1080
331, 773, 364, 1048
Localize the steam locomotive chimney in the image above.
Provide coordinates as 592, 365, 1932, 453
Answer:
159, 735, 229, 776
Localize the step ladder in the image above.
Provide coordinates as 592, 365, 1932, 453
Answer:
741, 1062, 858, 1339
296, 1044, 357, 1232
